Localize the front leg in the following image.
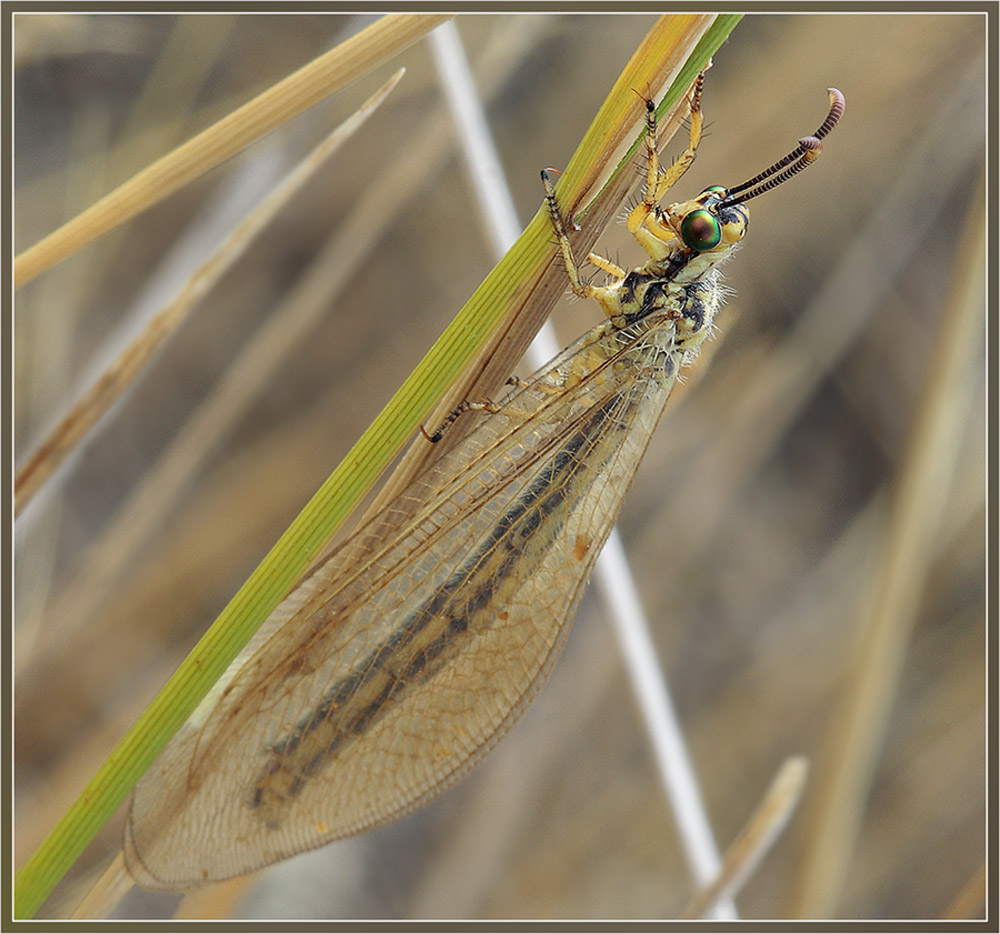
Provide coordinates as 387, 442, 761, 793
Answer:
540, 169, 626, 323
625, 71, 706, 261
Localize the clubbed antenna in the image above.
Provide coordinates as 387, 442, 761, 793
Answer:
718, 88, 845, 207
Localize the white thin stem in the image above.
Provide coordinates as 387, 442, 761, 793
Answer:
429, 21, 735, 919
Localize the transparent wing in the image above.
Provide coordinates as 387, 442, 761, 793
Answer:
125, 313, 682, 890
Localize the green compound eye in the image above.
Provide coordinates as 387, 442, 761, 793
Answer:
703, 185, 728, 197
680, 209, 722, 251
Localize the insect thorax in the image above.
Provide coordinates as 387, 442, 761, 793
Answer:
617, 243, 733, 361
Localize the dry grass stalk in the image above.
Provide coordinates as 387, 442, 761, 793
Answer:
790, 182, 985, 917
14, 14, 449, 287
682, 757, 809, 919
14, 69, 404, 517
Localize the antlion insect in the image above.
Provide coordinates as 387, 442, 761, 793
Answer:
123, 77, 844, 890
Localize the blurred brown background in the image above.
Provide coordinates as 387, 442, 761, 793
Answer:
13, 13, 986, 920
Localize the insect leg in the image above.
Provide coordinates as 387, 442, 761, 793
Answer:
422, 397, 502, 443
626, 71, 706, 252
586, 252, 627, 279
541, 169, 624, 321
505, 375, 532, 389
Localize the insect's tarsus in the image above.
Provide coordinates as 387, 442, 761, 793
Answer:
540, 167, 595, 303
424, 396, 501, 444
